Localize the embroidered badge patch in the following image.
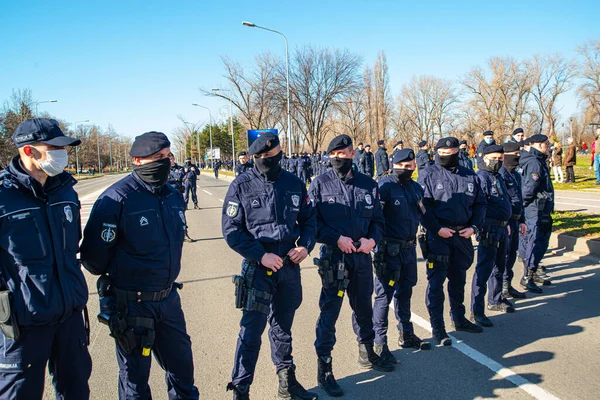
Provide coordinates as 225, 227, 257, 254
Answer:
467, 183, 474, 193
365, 194, 372, 205
531, 173, 539, 181
226, 202, 239, 217
101, 223, 117, 243
139, 216, 149, 227
64, 205, 73, 223
292, 195, 300, 207
436, 183, 444, 190
179, 210, 186, 225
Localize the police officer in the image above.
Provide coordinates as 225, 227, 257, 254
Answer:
289, 153, 298, 176
222, 133, 317, 400
375, 140, 389, 180
470, 145, 513, 327
459, 140, 474, 170
507, 128, 525, 144
0, 118, 92, 398
416, 140, 433, 173
214, 159, 222, 179
390, 140, 404, 165
420, 137, 487, 345
519, 134, 554, 293
235, 151, 253, 177
168, 152, 185, 193
477, 131, 495, 161
183, 156, 200, 209
363, 144, 375, 178
310, 134, 392, 398
353, 142, 365, 173
299, 152, 312, 184
373, 149, 431, 365
500, 143, 527, 299
81, 131, 199, 399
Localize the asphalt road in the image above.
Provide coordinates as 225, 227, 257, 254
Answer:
554, 189, 600, 214
42, 173, 600, 400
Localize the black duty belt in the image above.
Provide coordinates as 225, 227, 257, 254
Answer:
488, 220, 508, 227
511, 214, 521, 220
115, 286, 172, 303
446, 226, 466, 232
385, 238, 416, 248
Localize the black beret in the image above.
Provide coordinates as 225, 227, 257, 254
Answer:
12, 118, 80, 148
327, 134, 353, 154
364, 144, 371, 148
482, 144, 504, 155
394, 140, 403, 146
459, 140, 467, 145
130, 131, 170, 157
528, 134, 548, 144
418, 140, 427, 147
522, 137, 531, 145
512, 128, 524, 135
248, 132, 280, 155
357, 142, 363, 146
435, 137, 459, 150
377, 139, 385, 145
483, 130, 494, 137
185, 157, 192, 161
238, 151, 247, 157
392, 149, 415, 164
503, 142, 520, 152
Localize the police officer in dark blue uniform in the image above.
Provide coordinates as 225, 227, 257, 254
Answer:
470, 145, 513, 327
389, 140, 404, 166
222, 133, 317, 400
459, 140, 474, 170
0, 118, 92, 398
373, 149, 431, 365
363, 144, 375, 178
289, 153, 298, 176
81, 132, 199, 399
353, 142, 365, 174
507, 128, 525, 145
375, 140, 389, 181
168, 152, 185, 193
421, 137, 487, 345
519, 134, 554, 293
299, 152, 312, 184
416, 140, 433, 173
183, 157, 200, 209
500, 143, 527, 299
235, 151, 253, 177
310, 134, 392, 398
477, 131, 495, 162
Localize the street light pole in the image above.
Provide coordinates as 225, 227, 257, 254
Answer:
192, 104, 214, 169
74, 119, 89, 178
211, 88, 235, 164
34, 99, 58, 116
242, 21, 292, 156
97, 128, 101, 175
183, 121, 199, 165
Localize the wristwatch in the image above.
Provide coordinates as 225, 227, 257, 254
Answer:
470, 225, 479, 235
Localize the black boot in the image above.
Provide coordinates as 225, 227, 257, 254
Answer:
277, 365, 318, 400
453, 319, 484, 333
501, 281, 510, 299
374, 343, 398, 364
398, 331, 431, 350
227, 383, 249, 400
317, 356, 343, 397
357, 343, 394, 372
487, 299, 515, 313
432, 329, 452, 346
520, 270, 543, 293
506, 282, 526, 299
534, 269, 552, 286
470, 313, 493, 327
194, 203, 200, 210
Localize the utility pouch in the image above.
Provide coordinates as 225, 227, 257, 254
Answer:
233, 275, 247, 309
0, 291, 19, 341
386, 242, 401, 257
418, 233, 428, 260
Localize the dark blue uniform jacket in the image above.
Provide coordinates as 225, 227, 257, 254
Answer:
500, 166, 525, 223
0, 157, 88, 327
476, 168, 512, 229
375, 148, 389, 177
519, 149, 554, 214
378, 174, 423, 240
80, 172, 187, 291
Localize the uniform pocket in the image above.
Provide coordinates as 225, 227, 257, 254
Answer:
319, 192, 347, 220
244, 193, 275, 224
283, 192, 301, 224
7, 212, 47, 262
124, 210, 165, 252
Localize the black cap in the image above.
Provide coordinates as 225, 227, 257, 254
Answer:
130, 131, 171, 157
503, 142, 520, 152
528, 134, 548, 144
392, 149, 415, 164
377, 139, 385, 146
459, 140, 467, 145
327, 134, 353, 154
483, 130, 494, 137
238, 151, 247, 157
248, 132, 280, 156
482, 144, 504, 155
12, 118, 81, 148
418, 140, 427, 147
512, 128, 524, 135
435, 137, 459, 150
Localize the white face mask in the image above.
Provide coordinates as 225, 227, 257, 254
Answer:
36, 148, 69, 177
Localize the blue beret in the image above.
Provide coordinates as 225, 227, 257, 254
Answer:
503, 142, 520, 152
418, 140, 427, 147
435, 137, 459, 150
528, 134, 548, 144
392, 149, 415, 164
12, 118, 80, 148
512, 128, 524, 135
377, 139, 385, 145
483, 130, 494, 137
327, 134, 353, 154
130, 131, 170, 157
248, 132, 280, 155
482, 144, 504, 155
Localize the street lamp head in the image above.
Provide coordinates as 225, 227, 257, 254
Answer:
242, 21, 255, 27
192, 103, 199, 106
50, 100, 58, 103
211, 88, 219, 91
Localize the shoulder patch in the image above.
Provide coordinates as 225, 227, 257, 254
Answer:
226, 201, 239, 217
531, 173, 539, 181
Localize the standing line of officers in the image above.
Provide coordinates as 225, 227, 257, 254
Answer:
0, 118, 554, 400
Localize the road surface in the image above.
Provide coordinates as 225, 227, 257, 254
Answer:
40, 173, 600, 400
554, 189, 600, 215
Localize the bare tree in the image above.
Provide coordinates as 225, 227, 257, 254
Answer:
576, 39, 600, 120
335, 88, 366, 143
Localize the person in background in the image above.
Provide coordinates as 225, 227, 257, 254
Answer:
364, 144, 375, 178
594, 132, 600, 184
551, 142, 564, 184
564, 138, 576, 183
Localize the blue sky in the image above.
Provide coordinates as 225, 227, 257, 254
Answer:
1, 0, 598, 139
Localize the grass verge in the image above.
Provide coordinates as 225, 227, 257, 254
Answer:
552, 210, 600, 239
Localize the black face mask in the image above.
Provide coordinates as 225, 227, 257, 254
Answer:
330, 157, 353, 178
185, 161, 191, 165
254, 151, 283, 181
504, 155, 520, 171
530, 146, 548, 160
134, 157, 171, 187
438, 153, 459, 169
485, 159, 503, 174
393, 168, 414, 182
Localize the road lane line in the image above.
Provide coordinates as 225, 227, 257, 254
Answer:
203, 190, 213, 196
219, 199, 224, 202
554, 201, 600, 209
554, 196, 600, 202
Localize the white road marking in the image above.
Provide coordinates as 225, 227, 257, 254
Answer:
554, 201, 600, 209
554, 196, 600, 203
203, 190, 213, 196
219, 199, 224, 202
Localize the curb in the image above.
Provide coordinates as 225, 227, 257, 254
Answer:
550, 232, 600, 258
